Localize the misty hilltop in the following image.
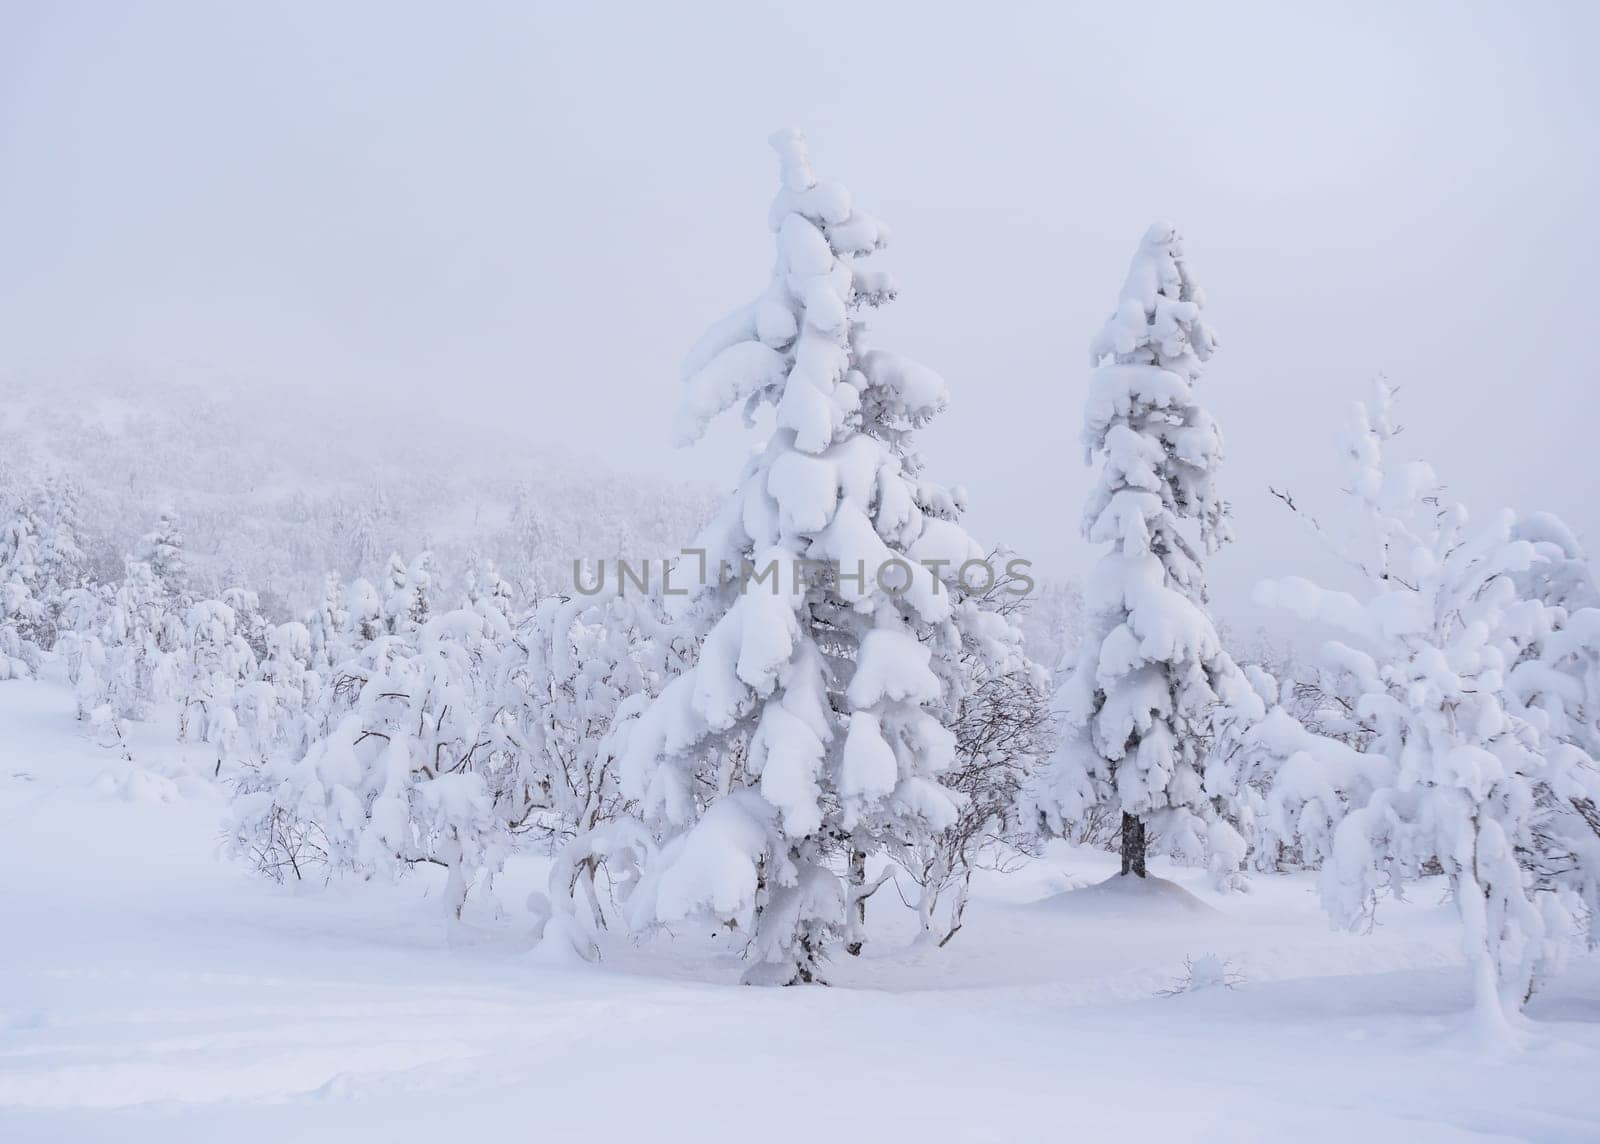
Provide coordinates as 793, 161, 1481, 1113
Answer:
0, 373, 717, 614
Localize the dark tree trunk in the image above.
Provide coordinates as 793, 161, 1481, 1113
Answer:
791, 932, 818, 985
1120, 812, 1147, 878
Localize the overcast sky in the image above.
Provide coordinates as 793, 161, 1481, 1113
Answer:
2, 1, 1596, 627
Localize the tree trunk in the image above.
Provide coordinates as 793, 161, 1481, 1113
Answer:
442, 830, 469, 922
845, 847, 867, 956
1120, 812, 1147, 878
937, 870, 973, 949
792, 929, 820, 985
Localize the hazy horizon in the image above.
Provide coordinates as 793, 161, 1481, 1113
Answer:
4, 1, 1596, 629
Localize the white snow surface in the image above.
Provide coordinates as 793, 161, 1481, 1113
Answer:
3, 675, 1600, 1143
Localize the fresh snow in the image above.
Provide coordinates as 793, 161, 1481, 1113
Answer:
4, 675, 1599, 1142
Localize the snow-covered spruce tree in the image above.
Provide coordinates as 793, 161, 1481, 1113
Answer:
1018, 576, 1086, 679
621, 130, 1017, 984
401, 552, 434, 632
0, 506, 47, 679
140, 508, 191, 609
465, 556, 516, 626
26, 476, 89, 652
1258, 381, 1600, 1029
305, 573, 350, 677
332, 492, 386, 579
505, 486, 553, 598
306, 572, 349, 674
1034, 223, 1259, 885
380, 552, 412, 634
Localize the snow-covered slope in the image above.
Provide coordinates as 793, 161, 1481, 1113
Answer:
3, 676, 1598, 1142
0, 375, 719, 612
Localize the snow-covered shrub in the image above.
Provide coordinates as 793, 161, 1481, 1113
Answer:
228, 607, 514, 918
1203, 665, 1387, 876
1502, 516, 1600, 964
903, 651, 1051, 946
54, 584, 109, 719
177, 598, 259, 759
1033, 223, 1259, 886
497, 591, 669, 953
220, 586, 270, 662
897, 570, 1052, 946
231, 620, 322, 779
345, 576, 386, 651
1507, 514, 1600, 762
621, 130, 1021, 984
87, 560, 183, 721
1258, 381, 1600, 1026
1157, 953, 1245, 996
464, 557, 516, 626
379, 551, 433, 637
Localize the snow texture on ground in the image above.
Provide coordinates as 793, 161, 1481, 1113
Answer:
3, 676, 1599, 1142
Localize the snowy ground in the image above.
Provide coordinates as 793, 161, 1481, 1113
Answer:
3, 677, 1599, 1143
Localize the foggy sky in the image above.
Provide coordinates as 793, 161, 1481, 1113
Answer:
2, 1, 1596, 629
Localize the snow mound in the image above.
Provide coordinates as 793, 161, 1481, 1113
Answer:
90, 767, 181, 805
1033, 874, 1219, 919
